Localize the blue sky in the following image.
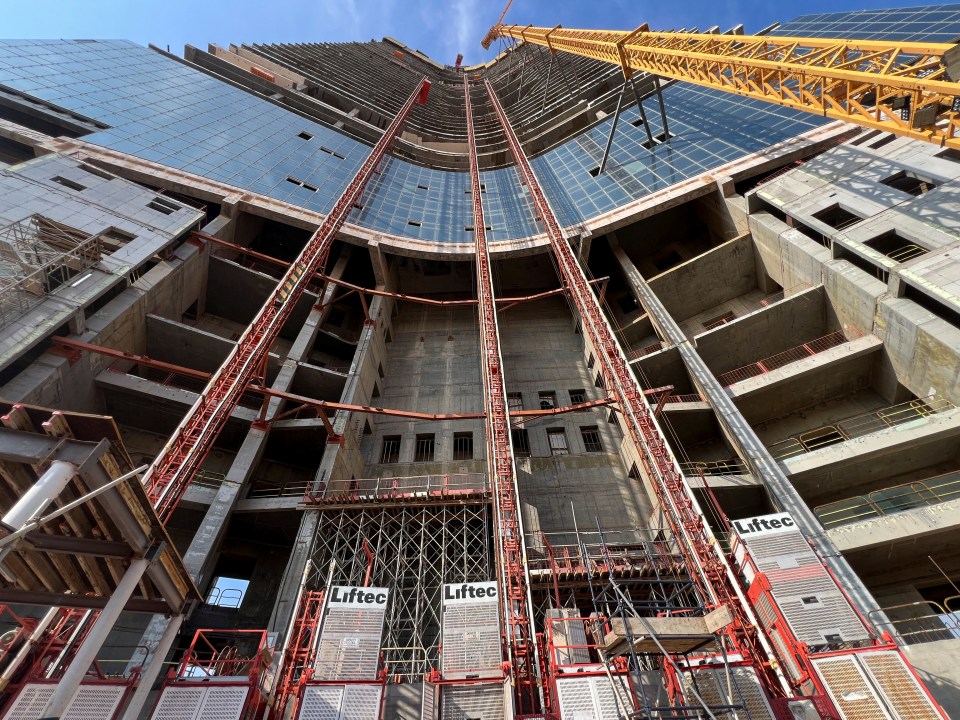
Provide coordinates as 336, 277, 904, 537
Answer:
1, 1, 938, 66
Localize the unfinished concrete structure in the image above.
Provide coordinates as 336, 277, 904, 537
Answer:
0, 5, 958, 720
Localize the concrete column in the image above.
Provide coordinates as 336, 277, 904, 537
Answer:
608, 235, 883, 623
120, 614, 184, 720
40, 556, 150, 720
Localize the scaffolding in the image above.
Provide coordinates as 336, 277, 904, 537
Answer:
0, 215, 101, 328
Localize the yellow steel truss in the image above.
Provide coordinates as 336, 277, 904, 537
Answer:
485, 24, 960, 148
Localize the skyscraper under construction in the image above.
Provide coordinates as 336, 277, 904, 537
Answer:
0, 5, 959, 719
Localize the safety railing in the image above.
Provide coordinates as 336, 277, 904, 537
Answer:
304, 472, 489, 503
662, 393, 704, 404
717, 330, 853, 387
814, 470, 960, 528
627, 340, 665, 360
189, 469, 227, 490
868, 601, 960, 646
525, 528, 686, 578
768, 395, 955, 460
679, 459, 749, 477
247, 480, 312, 499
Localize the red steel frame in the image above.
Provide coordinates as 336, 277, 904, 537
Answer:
142, 78, 430, 522
483, 79, 796, 701
464, 78, 541, 714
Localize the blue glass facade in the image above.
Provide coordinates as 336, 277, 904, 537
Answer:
775, 5, 960, 41
0, 37, 828, 246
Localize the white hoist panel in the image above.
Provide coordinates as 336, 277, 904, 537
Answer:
440, 682, 509, 720
812, 650, 944, 720
680, 666, 776, 720
421, 682, 439, 720
733, 513, 869, 645
150, 684, 249, 720
441, 582, 502, 679
298, 684, 383, 720
314, 586, 388, 681
555, 675, 626, 719
3, 683, 126, 720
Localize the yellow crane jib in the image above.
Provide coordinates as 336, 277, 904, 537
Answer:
483, 23, 960, 149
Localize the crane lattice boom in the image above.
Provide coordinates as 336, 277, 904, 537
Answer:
485, 23, 960, 148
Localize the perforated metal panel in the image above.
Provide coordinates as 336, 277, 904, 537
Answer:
315, 589, 388, 681
3, 683, 126, 720
422, 682, 439, 720
811, 656, 893, 720
150, 685, 247, 720
440, 683, 506, 720
299, 685, 344, 720
734, 514, 869, 644
680, 666, 776, 720
341, 685, 383, 720
441, 584, 501, 679
859, 651, 942, 720
546, 609, 591, 667
555, 675, 626, 719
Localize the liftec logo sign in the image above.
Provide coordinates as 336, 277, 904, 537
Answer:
443, 581, 498, 605
732, 512, 797, 538
327, 585, 389, 608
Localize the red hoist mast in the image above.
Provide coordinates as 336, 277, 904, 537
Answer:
142, 78, 431, 521
464, 78, 542, 715
482, 80, 794, 698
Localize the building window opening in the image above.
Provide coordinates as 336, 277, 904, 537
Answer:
547, 428, 569, 456
507, 392, 523, 413
512, 428, 531, 457
298, 131, 313, 140
206, 576, 249, 608
580, 426, 603, 452
414, 433, 435, 462
569, 388, 586, 406
594, 372, 605, 389
453, 432, 473, 460
811, 203, 863, 230
147, 196, 181, 215
538, 391, 557, 410
51, 176, 86, 192
380, 435, 401, 463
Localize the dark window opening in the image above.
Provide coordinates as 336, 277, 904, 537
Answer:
417, 184, 429, 190
377, 362, 384, 378
407, 220, 422, 228
587, 353, 595, 369
371, 383, 381, 400
580, 426, 603, 452
868, 134, 897, 150
608, 410, 622, 435
811, 204, 863, 230
507, 392, 523, 413
286, 176, 319, 192
641, 131, 675, 150
881, 170, 938, 196
588, 166, 601, 177
512, 428, 530, 457
547, 428, 569, 456
850, 129, 883, 146
631, 117, 644, 127
538, 391, 557, 410
594, 372, 605, 389
380, 435, 401, 463
147, 196, 181, 215
298, 131, 313, 140
935, 148, 960, 163
453, 432, 473, 461
79, 163, 113, 180
569, 389, 586, 406
628, 463, 640, 480
414, 434, 435, 462
51, 176, 86, 191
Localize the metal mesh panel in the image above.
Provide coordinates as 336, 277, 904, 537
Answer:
440, 683, 506, 720
3, 684, 126, 720
859, 651, 943, 720
555, 675, 625, 719
299, 686, 344, 720
150, 685, 246, 720
195, 687, 248, 720
442, 598, 501, 677
421, 682, 439, 720
315, 602, 387, 681
812, 656, 893, 720
341, 685, 383, 720
681, 667, 776, 720
150, 686, 205, 720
